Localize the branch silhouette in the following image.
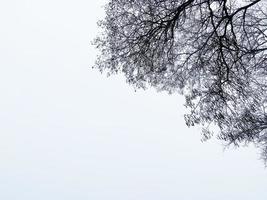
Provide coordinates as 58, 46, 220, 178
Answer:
94, 0, 267, 162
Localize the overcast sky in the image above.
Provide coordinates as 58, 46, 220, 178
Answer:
0, 0, 267, 199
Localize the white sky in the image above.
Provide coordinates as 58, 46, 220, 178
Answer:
0, 0, 267, 199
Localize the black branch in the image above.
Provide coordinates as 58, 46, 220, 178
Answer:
94, 0, 267, 162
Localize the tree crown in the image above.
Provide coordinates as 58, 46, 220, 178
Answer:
94, 0, 267, 162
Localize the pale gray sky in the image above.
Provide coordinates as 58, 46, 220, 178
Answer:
0, 0, 267, 199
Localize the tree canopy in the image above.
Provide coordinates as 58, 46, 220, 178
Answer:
94, 0, 267, 161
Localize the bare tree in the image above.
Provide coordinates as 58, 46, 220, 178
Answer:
94, 0, 267, 161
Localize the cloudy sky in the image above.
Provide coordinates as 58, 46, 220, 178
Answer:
0, 0, 267, 199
